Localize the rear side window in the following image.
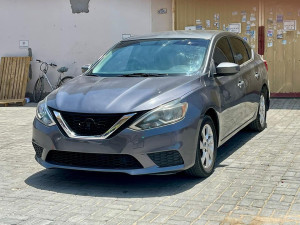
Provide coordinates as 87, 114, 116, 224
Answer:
229, 37, 250, 65
213, 37, 234, 67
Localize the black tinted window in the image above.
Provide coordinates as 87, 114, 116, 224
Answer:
229, 37, 250, 65
213, 37, 234, 67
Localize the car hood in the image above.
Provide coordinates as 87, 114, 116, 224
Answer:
47, 75, 201, 113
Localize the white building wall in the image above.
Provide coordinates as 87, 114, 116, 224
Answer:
151, 0, 173, 32
1, 0, 166, 97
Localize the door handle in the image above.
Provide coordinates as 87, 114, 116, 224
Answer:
255, 72, 260, 79
238, 80, 245, 88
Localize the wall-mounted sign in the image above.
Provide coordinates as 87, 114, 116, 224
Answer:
277, 14, 283, 23
283, 20, 297, 31
242, 15, 247, 23
196, 19, 202, 25
277, 34, 283, 39
19, 40, 29, 48
196, 25, 203, 30
206, 20, 211, 28
228, 23, 241, 33
267, 30, 273, 37
250, 15, 256, 21
268, 42, 273, 48
185, 26, 196, 31
158, 8, 167, 14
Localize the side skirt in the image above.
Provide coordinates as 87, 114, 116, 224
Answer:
218, 116, 256, 148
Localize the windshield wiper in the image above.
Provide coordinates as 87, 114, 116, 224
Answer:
118, 73, 168, 77
85, 73, 100, 77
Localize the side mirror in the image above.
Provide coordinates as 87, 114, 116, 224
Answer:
81, 64, 91, 73
215, 62, 240, 76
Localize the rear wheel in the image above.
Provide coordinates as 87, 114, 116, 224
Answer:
58, 76, 73, 87
185, 116, 217, 178
249, 89, 267, 131
33, 77, 44, 103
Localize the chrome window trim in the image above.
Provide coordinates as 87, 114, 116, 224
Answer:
53, 111, 136, 140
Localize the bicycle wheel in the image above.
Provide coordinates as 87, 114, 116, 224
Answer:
33, 77, 45, 103
58, 76, 73, 87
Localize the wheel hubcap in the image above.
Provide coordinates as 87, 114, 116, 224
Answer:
259, 95, 266, 126
200, 124, 214, 170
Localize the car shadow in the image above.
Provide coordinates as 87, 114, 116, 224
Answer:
215, 128, 258, 167
25, 129, 259, 198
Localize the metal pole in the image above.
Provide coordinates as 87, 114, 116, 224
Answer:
172, 0, 175, 31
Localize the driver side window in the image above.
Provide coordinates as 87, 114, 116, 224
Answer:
213, 37, 234, 67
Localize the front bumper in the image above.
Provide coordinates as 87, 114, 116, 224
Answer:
32, 114, 200, 175
35, 155, 185, 175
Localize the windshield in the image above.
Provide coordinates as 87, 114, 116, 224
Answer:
90, 38, 210, 77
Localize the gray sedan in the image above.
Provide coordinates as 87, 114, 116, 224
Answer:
32, 31, 269, 177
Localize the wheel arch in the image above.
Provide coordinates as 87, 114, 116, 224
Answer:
262, 83, 270, 111
204, 108, 220, 144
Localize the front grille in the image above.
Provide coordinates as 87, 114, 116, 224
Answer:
46, 150, 143, 169
148, 150, 184, 168
32, 142, 43, 158
58, 111, 123, 136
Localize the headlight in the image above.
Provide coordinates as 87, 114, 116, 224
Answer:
36, 98, 56, 126
130, 100, 188, 130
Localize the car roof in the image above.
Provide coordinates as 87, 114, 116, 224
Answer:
124, 30, 232, 41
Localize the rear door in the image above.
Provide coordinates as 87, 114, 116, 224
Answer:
245, 43, 261, 116
212, 37, 245, 140
228, 37, 256, 126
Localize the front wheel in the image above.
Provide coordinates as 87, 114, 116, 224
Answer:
33, 77, 44, 103
248, 90, 267, 131
185, 116, 217, 178
58, 76, 73, 87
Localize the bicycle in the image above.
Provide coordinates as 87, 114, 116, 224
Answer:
33, 59, 73, 102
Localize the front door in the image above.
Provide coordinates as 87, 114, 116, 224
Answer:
228, 36, 258, 125
212, 36, 246, 141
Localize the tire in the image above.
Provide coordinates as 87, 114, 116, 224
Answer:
58, 76, 73, 87
248, 89, 267, 132
185, 115, 217, 178
33, 77, 44, 103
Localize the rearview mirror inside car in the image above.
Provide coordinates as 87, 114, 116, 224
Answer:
81, 64, 91, 73
215, 62, 240, 76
